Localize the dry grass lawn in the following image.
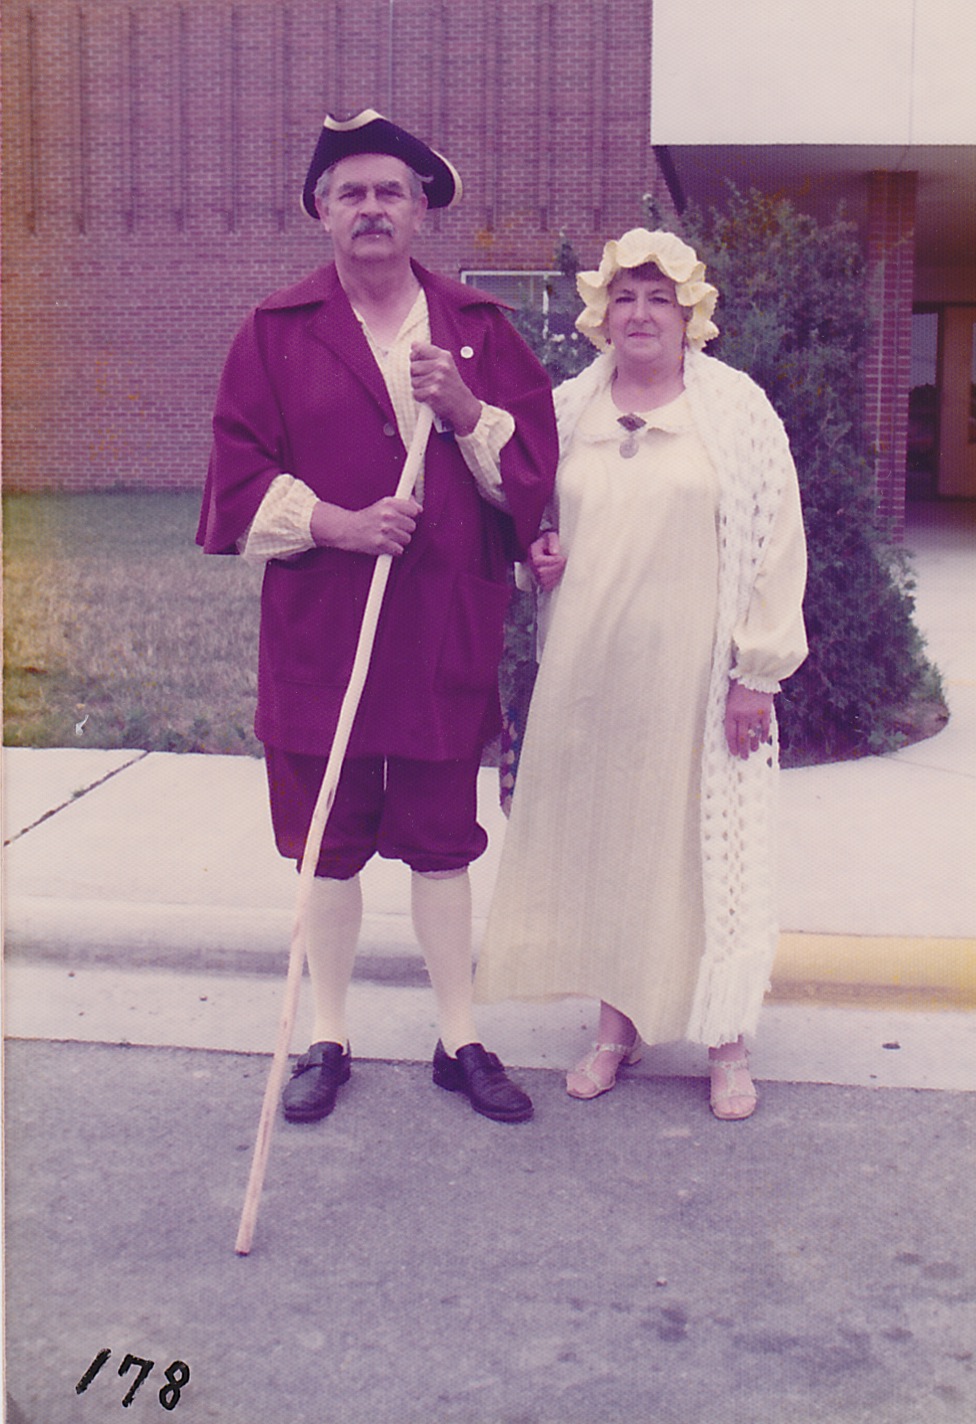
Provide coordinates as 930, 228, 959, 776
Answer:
3, 493, 264, 755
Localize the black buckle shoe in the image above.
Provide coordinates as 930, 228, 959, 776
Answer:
282, 1041, 351, 1122
432, 1040, 533, 1123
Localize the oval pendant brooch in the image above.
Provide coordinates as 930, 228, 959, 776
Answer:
617, 413, 645, 458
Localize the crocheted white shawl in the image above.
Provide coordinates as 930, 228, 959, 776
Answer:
553, 349, 801, 1044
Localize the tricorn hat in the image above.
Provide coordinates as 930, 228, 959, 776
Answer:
302, 108, 462, 217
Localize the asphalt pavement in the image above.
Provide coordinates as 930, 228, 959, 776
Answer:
3, 499, 975, 1424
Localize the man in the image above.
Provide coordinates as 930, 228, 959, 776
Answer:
198, 110, 557, 1125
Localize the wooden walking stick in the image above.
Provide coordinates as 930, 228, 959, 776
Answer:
235, 403, 435, 1255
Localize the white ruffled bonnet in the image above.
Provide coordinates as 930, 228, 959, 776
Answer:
576, 228, 719, 352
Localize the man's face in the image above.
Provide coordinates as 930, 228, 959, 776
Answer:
317, 153, 427, 267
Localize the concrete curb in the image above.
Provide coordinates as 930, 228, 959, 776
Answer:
7, 906, 975, 1009
771, 932, 976, 1009
3, 900, 431, 983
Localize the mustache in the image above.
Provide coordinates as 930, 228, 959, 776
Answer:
352, 217, 395, 238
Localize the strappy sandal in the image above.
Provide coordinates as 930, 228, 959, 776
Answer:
566, 1037, 643, 1100
708, 1039, 757, 1120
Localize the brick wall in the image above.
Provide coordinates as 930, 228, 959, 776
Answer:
2, 0, 669, 492
863, 169, 917, 539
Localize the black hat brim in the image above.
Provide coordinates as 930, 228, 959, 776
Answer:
303, 111, 461, 216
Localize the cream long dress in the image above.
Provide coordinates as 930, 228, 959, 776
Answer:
475, 382, 800, 1047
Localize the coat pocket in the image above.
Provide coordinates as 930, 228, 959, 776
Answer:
435, 573, 511, 694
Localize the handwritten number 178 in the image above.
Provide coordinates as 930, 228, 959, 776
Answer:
76, 1348, 190, 1409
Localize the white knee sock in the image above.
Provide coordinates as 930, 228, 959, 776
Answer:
303, 875, 362, 1047
411, 870, 479, 1057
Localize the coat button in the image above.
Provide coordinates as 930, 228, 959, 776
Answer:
382, 422, 396, 437
460, 345, 474, 359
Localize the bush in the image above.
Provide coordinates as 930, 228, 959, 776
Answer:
681, 188, 944, 761
498, 239, 597, 732
506, 238, 596, 387
507, 198, 944, 765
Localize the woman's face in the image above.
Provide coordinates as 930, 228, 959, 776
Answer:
606, 270, 687, 372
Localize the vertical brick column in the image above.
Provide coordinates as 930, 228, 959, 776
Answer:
864, 170, 917, 540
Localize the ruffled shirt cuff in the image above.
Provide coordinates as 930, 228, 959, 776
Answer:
729, 667, 784, 695
729, 471, 808, 693
514, 562, 536, 593
238, 399, 517, 561
238, 474, 318, 563
454, 402, 515, 510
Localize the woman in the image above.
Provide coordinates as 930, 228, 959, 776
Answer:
475, 229, 808, 1120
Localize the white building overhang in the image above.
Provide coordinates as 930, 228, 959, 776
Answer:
655, 145, 976, 285
650, 1, 976, 293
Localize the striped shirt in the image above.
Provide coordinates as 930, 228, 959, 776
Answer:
240, 287, 514, 563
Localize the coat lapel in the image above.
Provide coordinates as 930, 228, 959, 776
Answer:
301, 269, 397, 424
423, 268, 488, 370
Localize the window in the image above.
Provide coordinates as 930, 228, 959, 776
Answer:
461, 270, 578, 336
908, 310, 939, 496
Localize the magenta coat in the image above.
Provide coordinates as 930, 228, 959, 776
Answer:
197, 261, 557, 759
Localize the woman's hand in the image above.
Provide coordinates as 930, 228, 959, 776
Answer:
528, 530, 567, 591
724, 680, 774, 761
